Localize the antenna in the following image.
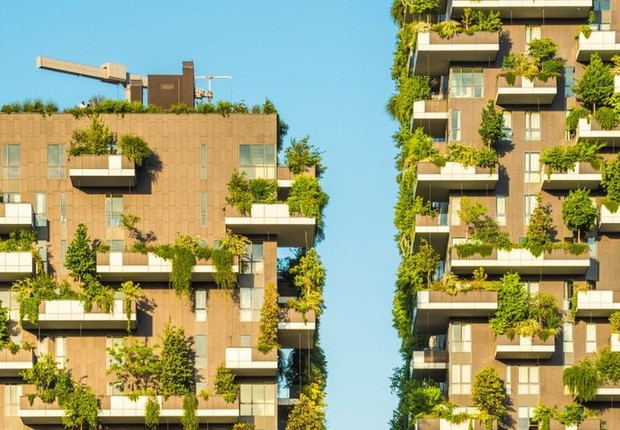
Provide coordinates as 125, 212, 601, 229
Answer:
195, 75, 232, 102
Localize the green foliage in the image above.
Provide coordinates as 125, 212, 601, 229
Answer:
226, 170, 277, 216
159, 322, 195, 398
119, 281, 142, 331
610, 311, 620, 334
556, 403, 586, 426
81, 278, 115, 313
288, 249, 326, 318
596, 347, 620, 383
258, 282, 280, 353
287, 174, 329, 240
65, 223, 97, 282
0, 99, 59, 115
107, 338, 160, 396
0, 300, 9, 348
285, 136, 322, 174
12, 273, 61, 323
490, 273, 529, 335
461, 8, 502, 33
392, 22, 418, 80
286, 392, 326, 430
412, 197, 437, 217
455, 197, 512, 256
565, 108, 590, 132
233, 423, 256, 430
0, 228, 35, 252
602, 154, 620, 205
563, 357, 602, 402
472, 366, 507, 430
448, 144, 498, 169
394, 169, 417, 255
181, 393, 198, 430
540, 140, 604, 179
69, 114, 115, 156
595, 106, 620, 130
387, 76, 431, 126
117, 134, 152, 166
145, 396, 160, 430
214, 365, 239, 403
527, 38, 558, 62
575, 53, 615, 111
212, 248, 237, 291
478, 100, 504, 148
562, 189, 597, 238
502, 38, 563, 84
61, 383, 100, 430
433, 20, 462, 39
397, 128, 445, 171
531, 404, 554, 430
522, 194, 554, 256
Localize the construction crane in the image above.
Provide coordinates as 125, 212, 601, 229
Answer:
195, 75, 232, 103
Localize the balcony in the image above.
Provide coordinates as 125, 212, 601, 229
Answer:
415, 162, 498, 200
413, 290, 498, 334
68, 154, 136, 187
21, 297, 136, 330
576, 117, 620, 146
449, 248, 590, 275
541, 162, 601, 190
276, 166, 316, 189
225, 204, 316, 248
0, 252, 34, 282
577, 31, 620, 62
413, 31, 500, 76
495, 334, 555, 360
496, 76, 557, 105
410, 349, 448, 379
0, 348, 33, 377
595, 385, 620, 401
574, 290, 620, 317
278, 308, 316, 349
225, 347, 278, 377
0, 203, 33, 233
600, 206, 620, 233
96, 251, 232, 282
449, 0, 592, 19
415, 214, 449, 251
412, 100, 448, 138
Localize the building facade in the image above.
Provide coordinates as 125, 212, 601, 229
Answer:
390, 0, 620, 428
0, 102, 323, 429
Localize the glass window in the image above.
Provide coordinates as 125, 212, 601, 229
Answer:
55, 336, 67, 368
505, 365, 512, 395
47, 144, 66, 179
518, 366, 539, 395
496, 194, 506, 226
565, 66, 575, 98
239, 144, 276, 179
502, 111, 512, 140
451, 196, 461, 226
241, 243, 264, 274
525, 25, 541, 46
524, 152, 540, 183
524, 194, 537, 226
240, 334, 251, 347
451, 68, 484, 98
586, 323, 597, 353
61, 239, 67, 274
3, 385, 20, 417
108, 240, 124, 252
525, 112, 541, 140
34, 193, 46, 227
105, 194, 123, 227
564, 322, 574, 354
450, 323, 471, 352
200, 192, 207, 227
2, 144, 20, 179
518, 407, 536, 430
451, 109, 461, 141
240, 384, 276, 417
195, 334, 207, 369
240, 287, 264, 322
60, 192, 66, 225
200, 144, 207, 179
450, 364, 471, 395
195, 289, 207, 322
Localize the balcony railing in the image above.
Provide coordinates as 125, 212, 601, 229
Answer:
68, 154, 136, 187
449, 0, 592, 19
413, 31, 500, 76
415, 162, 498, 200
0, 251, 34, 281
411, 349, 448, 379
577, 31, 620, 61
278, 308, 316, 349
412, 100, 448, 139
276, 166, 316, 189
225, 347, 278, 376
600, 206, 620, 233
541, 162, 601, 190
496, 76, 557, 105
225, 204, 316, 248
449, 247, 591, 275
576, 117, 620, 146
0, 348, 33, 377
0, 203, 33, 233
574, 290, 620, 317
495, 334, 555, 360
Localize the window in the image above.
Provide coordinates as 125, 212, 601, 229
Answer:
450, 364, 471, 395
505, 365, 512, 395
108, 240, 124, 252
240, 334, 252, 347
518, 407, 536, 430
524, 282, 539, 296
105, 194, 123, 227
525, 112, 541, 140
240, 384, 276, 417
60, 192, 66, 225
450, 196, 461, 226
3, 385, 20, 417
47, 144, 66, 179
195, 334, 207, 369
502, 110, 512, 140
241, 243, 264, 274
496, 194, 506, 226
34, 193, 46, 228
586, 323, 597, 353
55, 336, 67, 368
2, 192, 20, 203
593, 0, 611, 29
434, 201, 449, 226
518, 366, 539, 395
450, 323, 472, 353
2, 144, 20, 179
200, 144, 207, 179
200, 192, 207, 227
106, 337, 123, 395
240, 287, 264, 322
450, 68, 484, 98
239, 144, 276, 179
524, 152, 540, 183
565, 66, 575, 98
450, 109, 461, 141
563, 322, 574, 354
195, 289, 207, 322
524, 194, 537, 226
525, 25, 541, 46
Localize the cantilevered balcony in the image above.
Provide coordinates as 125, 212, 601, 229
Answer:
276, 166, 316, 189
68, 154, 136, 187
225, 204, 316, 248
96, 251, 232, 282
0, 348, 33, 377
495, 334, 555, 360
594, 385, 620, 401
577, 31, 620, 62
410, 349, 448, 379
0, 252, 34, 282
496, 76, 557, 105
412, 100, 448, 138
576, 117, 620, 146
413, 31, 500, 76
449, 248, 590, 275
449, 0, 592, 19
600, 206, 620, 232
0, 203, 33, 234
541, 162, 601, 190
278, 308, 315, 349
414, 214, 449, 251
413, 290, 498, 334
415, 162, 498, 200
21, 297, 136, 330
574, 290, 620, 317
225, 347, 278, 377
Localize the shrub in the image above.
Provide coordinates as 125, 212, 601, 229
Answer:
214, 366, 239, 403
478, 100, 504, 148
258, 282, 280, 353
472, 366, 507, 430
117, 134, 152, 166
563, 358, 601, 402
69, 114, 115, 156
574, 53, 614, 111
285, 136, 322, 174
562, 189, 597, 239
594, 106, 619, 130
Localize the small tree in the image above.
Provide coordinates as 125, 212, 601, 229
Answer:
574, 53, 614, 111
472, 366, 507, 430
69, 114, 115, 156
478, 100, 504, 148
522, 194, 554, 256
490, 273, 529, 335
214, 366, 239, 403
181, 393, 198, 430
602, 154, 620, 209
159, 323, 195, 398
258, 282, 280, 353
288, 249, 326, 318
107, 339, 160, 396
117, 134, 152, 166
65, 223, 96, 282
285, 393, 326, 430
285, 136, 322, 175
562, 189, 597, 240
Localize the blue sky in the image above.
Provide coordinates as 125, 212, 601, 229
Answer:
1, 1, 400, 427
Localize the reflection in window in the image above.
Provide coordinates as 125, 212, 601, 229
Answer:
451, 68, 484, 98
239, 144, 276, 179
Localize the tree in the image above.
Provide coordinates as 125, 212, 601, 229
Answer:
285, 393, 326, 430
602, 154, 620, 207
287, 174, 329, 241
285, 136, 322, 175
117, 134, 152, 166
478, 100, 504, 148
159, 323, 195, 398
522, 194, 554, 256
562, 189, 597, 240
472, 366, 507, 430
107, 339, 160, 396
490, 273, 529, 335
258, 282, 280, 353
69, 114, 115, 156
181, 393, 198, 430
62, 384, 100, 430
288, 249, 326, 318
65, 223, 97, 282
214, 366, 239, 403
574, 53, 614, 111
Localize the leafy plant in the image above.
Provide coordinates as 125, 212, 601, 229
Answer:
117, 134, 152, 166
145, 396, 160, 430
233, 423, 256, 430
602, 154, 620, 206
610, 311, 620, 334
61, 383, 100, 430
472, 366, 507, 430
81, 277, 115, 313
226, 170, 277, 216
287, 249, 326, 318
285, 393, 326, 430
119, 281, 143, 331
0, 228, 35, 252
478, 100, 504, 148
214, 365, 239, 403
287, 174, 329, 241
595, 106, 620, 130
563, 358, 602, 402
565, 108, 590, 133
398, 128, 445, 171
181, 393, 198, 430
387, 76, 431, 126
574, 53, 615, 111
454, 197, 512, 257
69, 114, 115, 156
159, 322, 195, 398
562, 189, 597, 240
433, 20, 462, 39
65, 223, 97, 282
502, 38, 563, 84
540, 140, 604, 179
107, 338, 160, 396
12, 273, 61, 323
285, 136, 322, 175
522, 194, 554, 257
258, 282, 280, 353
490, 273, 529, 335
448, 144, 498, 169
